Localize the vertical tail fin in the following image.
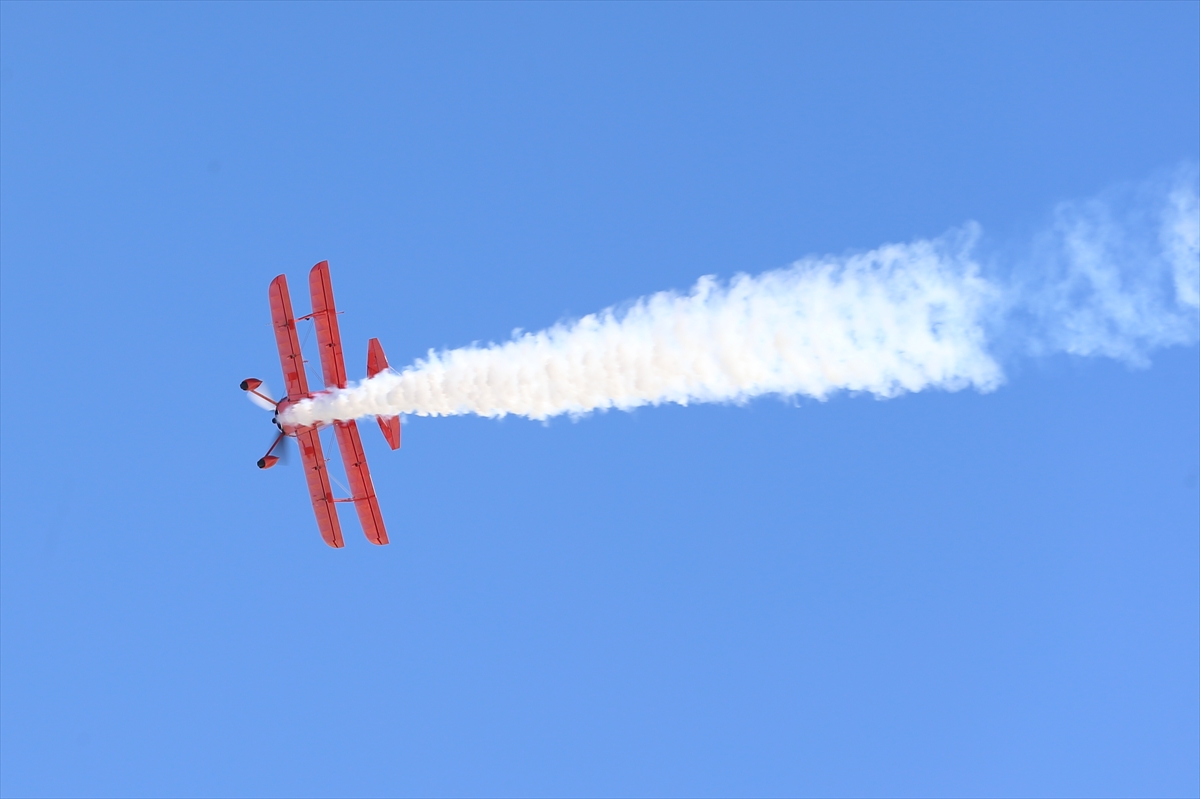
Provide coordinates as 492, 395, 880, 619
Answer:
368, 338, 401, 450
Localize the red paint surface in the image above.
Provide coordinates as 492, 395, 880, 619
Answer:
268, 272, 343, 548
307, 262, 390, 546
368, 338, 401, 450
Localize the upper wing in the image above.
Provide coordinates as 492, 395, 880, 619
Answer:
296, 427, 344, 548
269, 275, 311, 401
308, 260, 347, 389
309, 261, 389, 545
332, 420, 389, 545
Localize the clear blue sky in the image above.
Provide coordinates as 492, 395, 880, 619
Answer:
1, 3, 1197, 797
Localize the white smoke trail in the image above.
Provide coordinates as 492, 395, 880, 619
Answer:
1015, 164, 1200, 364
282, 166, 1199, 427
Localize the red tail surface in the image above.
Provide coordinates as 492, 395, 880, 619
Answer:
368, 337, 401, 450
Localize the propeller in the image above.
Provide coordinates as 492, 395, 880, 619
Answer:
240, 378, 277, 411
275, 433, 292, 465
243, 378, 290, 469
257, 431, 291, 469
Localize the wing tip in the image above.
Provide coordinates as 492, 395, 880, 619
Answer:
309, 260, 331, 286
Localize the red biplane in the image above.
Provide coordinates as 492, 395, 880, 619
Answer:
241, 261, 400, 548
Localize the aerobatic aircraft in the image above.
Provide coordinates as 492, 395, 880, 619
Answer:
241, 261, 400, 548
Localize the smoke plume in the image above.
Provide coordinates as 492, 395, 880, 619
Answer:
282, 165, 1198, 427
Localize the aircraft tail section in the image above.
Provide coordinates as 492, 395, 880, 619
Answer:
368, 337, 401, 450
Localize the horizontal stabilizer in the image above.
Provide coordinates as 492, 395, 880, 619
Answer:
367, 337, 389, 377
368, 338, 401, 449
377, 415, 401, 450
